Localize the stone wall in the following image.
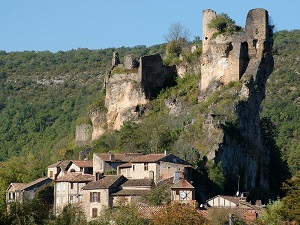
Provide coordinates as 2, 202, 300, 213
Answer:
75, 124, 92, 146
200, 8, 271, 92
103, 53, 177, 131
140, 54, 177, 99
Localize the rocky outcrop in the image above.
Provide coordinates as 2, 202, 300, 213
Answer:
103, 54, 177, 131
89, 107, 107, 140
201, 9, 274, 190
105, 73, 147, 130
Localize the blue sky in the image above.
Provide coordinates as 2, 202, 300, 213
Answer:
1, 0, 299, 52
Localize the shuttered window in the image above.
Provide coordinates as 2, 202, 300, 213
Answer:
92, 208, 98, 218
90, 192, 101, 202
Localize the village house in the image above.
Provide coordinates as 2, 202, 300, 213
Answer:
6, 177, 52, 210
47, 160, 72, 180
202, 194, 263, 221
67, 159, 93, 174
117, 152, 192, 183
93, 153, 142, 179
81, 175, 126, 220
54, 172, 94, 215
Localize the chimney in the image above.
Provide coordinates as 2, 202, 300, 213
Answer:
110, 154, 115, 162
164, 150, 168, 156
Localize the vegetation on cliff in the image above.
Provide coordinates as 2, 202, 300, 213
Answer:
0, 30, 299, 220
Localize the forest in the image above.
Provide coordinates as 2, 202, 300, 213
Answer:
0, 29, 300, 224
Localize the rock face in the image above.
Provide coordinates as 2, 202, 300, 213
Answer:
75, 124, 92, 146
201, 9, 274, 190
104, 54, 177, 131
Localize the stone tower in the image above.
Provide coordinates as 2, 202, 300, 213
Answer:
202, 9, 217, 53
200, 8, 271, 92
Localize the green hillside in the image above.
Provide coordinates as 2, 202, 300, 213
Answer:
0, 30, 299, 214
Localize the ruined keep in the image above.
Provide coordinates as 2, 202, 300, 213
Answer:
99, 53, 177, 131
201, 8, 273, 92
201, 9, 274, 190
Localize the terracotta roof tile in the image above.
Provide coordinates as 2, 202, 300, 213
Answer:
71, 160, 93, 168
138, 206, 166, 220
82, 175, 123, 189
111, 189, 150, 196
7, 183, 27, 192
122, 179, 153, 187
95, 153, 142, 162
118, 162, 132, 168
131, 154, 166, 163
56, 172, 94, 183
171, 179, 194, 189
48, 160, 71, 170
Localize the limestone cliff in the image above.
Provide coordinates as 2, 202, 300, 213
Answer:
97, 54, 177, 132
201, 9, 274, 190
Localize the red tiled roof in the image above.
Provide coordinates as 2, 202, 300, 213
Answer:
56, 172, 94, 183
95, 153, 142, 162
118, 162, 132, 168
131, 154, 166, 163
138, 206, 166, 220
111, 189, 150, 196
7, 183, 27, 192
71, 160, 93, 168
48, 160, 71, 170
82, 175, 123, 189
171, 179, 194, 189
122, 179, 153, 187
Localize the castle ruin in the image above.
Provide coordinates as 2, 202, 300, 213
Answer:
201, 8, 273, 93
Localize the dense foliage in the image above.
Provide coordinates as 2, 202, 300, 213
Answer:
0, 29, 299, 221
261, 30, 300, 175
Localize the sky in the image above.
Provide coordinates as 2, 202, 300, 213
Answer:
1, 0, 299, 52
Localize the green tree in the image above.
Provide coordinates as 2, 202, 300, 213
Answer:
208, 13, 241, 33
257, 199, 285, 225
152, 203, 207, 225
91, 205, 149, 225
279, 171, 300, 223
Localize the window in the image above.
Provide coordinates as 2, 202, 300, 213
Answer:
70, 196, 73, 201
50, 171, 53, 178
70, 183, 74, 189
132, 165, 135, 171
144, 163, 148, 171
90, 192, 100, 202
92, 208, 98, 218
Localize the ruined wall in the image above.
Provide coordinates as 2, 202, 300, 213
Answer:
103, 54, 177, 131
201, 8, 270, 92
141, 54, 177, 99
75, 124, 92, 146
201, 9, 274, 190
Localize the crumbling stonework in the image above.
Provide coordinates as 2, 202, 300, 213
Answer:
201, 8, 271, 92
98, 53, 177, 131
75, 124, 92, 146
201, 9, 274, 190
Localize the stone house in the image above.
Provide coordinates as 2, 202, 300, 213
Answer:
117, 153, 192, 183
67, 160, 93, 174
81, 175, 126, 220
54, 172, 94, 215
6, 177, 52, 207
47, 160, 72, 180
203, 194, 262, 221
93, 153, 142, 178
111, 178, 154, 205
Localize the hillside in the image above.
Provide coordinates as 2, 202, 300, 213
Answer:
0, 30, 299, 207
